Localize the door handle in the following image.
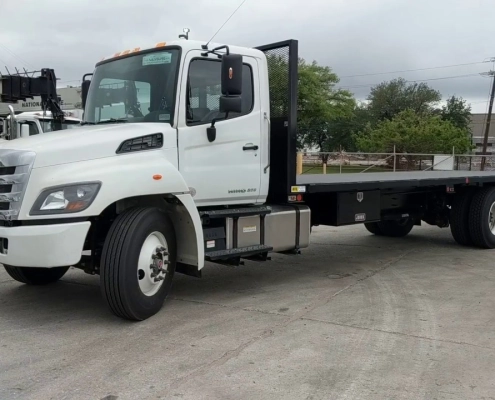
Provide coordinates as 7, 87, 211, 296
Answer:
243, 144, 259, 151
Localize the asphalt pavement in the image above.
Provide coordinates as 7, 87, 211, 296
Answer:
1, 224, 494, 400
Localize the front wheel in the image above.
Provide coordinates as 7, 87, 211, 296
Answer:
100, 207, 177, 321
3, 266, 69, 285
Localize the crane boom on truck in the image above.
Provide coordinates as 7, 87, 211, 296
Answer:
0, 38, 494, 321
0, 68, 72, 139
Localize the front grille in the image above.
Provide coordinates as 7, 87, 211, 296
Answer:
0, 167, 15, 175
0, 150, 36, 220
0, 185, 12, 194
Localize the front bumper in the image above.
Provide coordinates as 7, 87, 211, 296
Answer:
0, 221, 91, 268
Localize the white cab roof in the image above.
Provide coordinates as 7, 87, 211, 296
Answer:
99, 39, 265, 65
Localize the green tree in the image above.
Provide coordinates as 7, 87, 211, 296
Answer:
307, 105, 370, 153
439, 95, 472, 131
265, 55, 355, 160
355, 109, 472, 155
297, 60, 355, 160
366, 77, 441, 123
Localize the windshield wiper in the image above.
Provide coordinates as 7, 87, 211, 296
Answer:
95, 118, 129, 125
80, 121, 96, 126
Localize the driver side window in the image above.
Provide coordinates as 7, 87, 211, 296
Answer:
186, 59, 253, 125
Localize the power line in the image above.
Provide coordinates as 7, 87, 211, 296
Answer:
0, 43, 33, 69
339, 61, 489, 79
206, 0, 248, 46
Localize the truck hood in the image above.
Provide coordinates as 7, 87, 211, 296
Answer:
0, 123, 177, 168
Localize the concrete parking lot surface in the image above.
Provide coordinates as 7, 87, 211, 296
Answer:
1, 225, 495, 400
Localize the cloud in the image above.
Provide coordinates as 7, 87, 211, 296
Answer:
1, 0, 493, 111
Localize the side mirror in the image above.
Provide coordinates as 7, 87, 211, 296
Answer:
81, 74, 92, 109
220, 54, 243, 114
221, 54, 243, 96
206, 54, 244, 143
20, 124, 30, 138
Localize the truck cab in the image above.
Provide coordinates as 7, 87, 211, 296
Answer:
82, 40, 270, 206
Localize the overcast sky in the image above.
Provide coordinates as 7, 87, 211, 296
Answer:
1, 0, 494, 112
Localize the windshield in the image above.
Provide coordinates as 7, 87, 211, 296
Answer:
83, 49, 180, 125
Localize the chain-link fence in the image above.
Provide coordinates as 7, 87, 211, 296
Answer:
299, 150, 495, 174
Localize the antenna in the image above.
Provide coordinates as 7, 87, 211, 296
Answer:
205, 0, 248, 47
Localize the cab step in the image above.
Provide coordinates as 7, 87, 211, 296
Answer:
205, 245, 273, 266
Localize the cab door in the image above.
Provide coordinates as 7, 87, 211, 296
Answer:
177, 51, 262, 207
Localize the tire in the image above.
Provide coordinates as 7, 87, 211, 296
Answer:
3, 266, 69, 285
364, 222, 382, 235
468, 187, 495, 249
100, 207, 177, 321
450, 189, 475, 246
377, 218, 414, 237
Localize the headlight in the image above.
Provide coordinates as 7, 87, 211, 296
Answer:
30, 182, 101, 215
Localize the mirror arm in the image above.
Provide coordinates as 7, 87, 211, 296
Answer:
207, 112, 229, 143
201, 45, 230, 58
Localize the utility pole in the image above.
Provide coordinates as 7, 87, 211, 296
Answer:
481, 70, 495, 171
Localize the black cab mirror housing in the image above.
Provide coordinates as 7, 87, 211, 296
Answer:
81, 74, 92, 109
220, 96, 242, 113
205, 52, 243, 142
221, 54, 243, 95
220, 53, 243, 114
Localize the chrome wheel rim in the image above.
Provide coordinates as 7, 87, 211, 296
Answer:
137, 231, 170, 297
489, 202, 495, 234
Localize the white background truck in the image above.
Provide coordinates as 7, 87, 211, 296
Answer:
0, 39, 495, 321
1, 110, 82, 138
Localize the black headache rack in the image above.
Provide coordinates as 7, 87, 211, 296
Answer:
255, 40, 299, 204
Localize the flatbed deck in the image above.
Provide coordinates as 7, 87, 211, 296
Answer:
297, 171, 495, 193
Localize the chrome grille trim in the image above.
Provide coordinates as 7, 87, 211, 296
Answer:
0, 174, 27, 185
0, 150, 36, 220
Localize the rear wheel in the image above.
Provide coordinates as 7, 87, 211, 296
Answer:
364, 222, 382, 235
378, 218, 414, 237
468, 187, 495, 249
450, 189, 475, 246
100, 207, 176, 321
3, 266, 69, 285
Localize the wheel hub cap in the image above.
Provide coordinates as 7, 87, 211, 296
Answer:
489, 202, 495, 234
137, 233, 169, 297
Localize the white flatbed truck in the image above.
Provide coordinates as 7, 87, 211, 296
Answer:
0, 39, 494, 321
